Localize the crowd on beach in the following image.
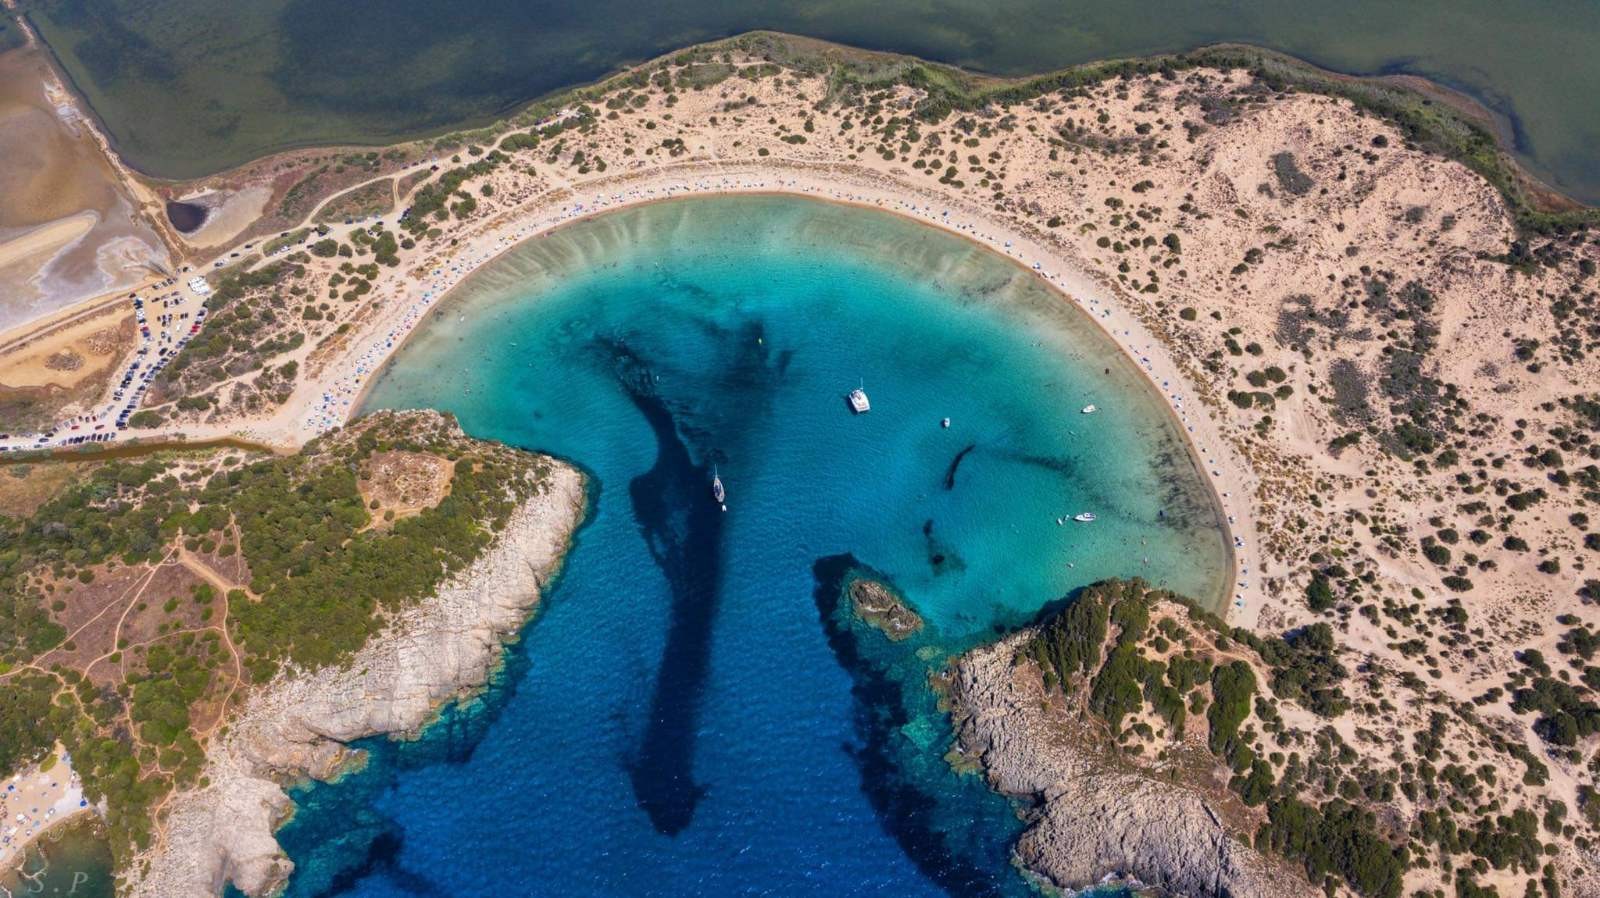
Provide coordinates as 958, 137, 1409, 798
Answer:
0, 754, 89, 871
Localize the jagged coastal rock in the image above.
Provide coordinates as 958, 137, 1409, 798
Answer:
126, 461, 586, 898
948, 631, 1318, 898
847, 576, 923, 640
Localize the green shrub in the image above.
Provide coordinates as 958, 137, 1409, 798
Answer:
1305, 573, 1335, 611
1207, 660, 1256, 757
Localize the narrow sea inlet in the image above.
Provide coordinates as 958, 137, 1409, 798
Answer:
272, 195, 1227, 896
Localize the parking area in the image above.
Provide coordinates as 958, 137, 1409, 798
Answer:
0, 274, 211, 452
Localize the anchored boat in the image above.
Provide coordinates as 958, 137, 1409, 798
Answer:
848, 380, 871, 414
712, 466, 726, 509
1073, 512, 1097, 523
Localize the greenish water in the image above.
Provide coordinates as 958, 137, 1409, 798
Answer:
21, 0, 1600, 202
0, 819, 114, 898
0, 16, 24, 52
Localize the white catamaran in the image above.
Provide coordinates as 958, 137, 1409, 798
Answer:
848, 380, 871, 414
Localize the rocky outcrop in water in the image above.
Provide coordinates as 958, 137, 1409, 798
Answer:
847, 576, 923, 641
125, 462, 586, 898
948, 631, 1318, 898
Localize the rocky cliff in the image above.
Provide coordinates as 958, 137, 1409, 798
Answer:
126, 461, 586, 898
949, 631, 1318, 898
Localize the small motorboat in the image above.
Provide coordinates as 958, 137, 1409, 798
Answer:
848, 380, 871, 414
1081, 404, 1098, 414
941, 417, 950, 428
1073, 512, 1097, 523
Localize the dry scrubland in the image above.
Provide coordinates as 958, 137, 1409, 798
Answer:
4, 33, 1600, 898
0, 306, 134, 431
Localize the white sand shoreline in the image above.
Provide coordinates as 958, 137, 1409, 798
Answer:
292, 161, 1261, 622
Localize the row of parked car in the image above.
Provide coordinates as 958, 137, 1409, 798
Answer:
110, 305, 207, 429
0, 288, 207, 452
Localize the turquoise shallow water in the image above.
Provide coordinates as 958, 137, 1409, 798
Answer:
258, 195, 1226, 896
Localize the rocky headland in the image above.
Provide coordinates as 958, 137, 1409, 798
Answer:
950, 625, 1316, 898
123, 453, 585, 898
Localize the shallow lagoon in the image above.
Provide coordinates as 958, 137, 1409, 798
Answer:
257, 195, 1225, 896
26, 0, 1600, 201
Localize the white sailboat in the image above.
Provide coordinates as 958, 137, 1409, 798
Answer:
848, 379, 871, 414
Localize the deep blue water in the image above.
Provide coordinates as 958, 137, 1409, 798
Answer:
264, 196, 1226, 897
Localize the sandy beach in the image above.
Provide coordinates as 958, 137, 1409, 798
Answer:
0, 747, 90, 874
3, 42, 1597, 896
248, 163, 1260, 623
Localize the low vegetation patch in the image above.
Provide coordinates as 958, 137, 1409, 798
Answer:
0, 411, 556, 862
1016, 579, 1559, 898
